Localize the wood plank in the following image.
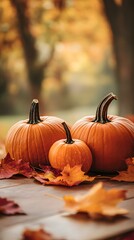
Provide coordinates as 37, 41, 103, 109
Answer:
0, 178, 134, 240
1, 199, 134, 240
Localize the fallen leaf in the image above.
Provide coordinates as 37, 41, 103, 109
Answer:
17, 159, 35, 178
0, 154, 19, 179
54, 164, 95, 186
63, 182, 128, 219
39, 165, 61, 177
112, 158, 134, 182
34, 167, 56, 184
34, 164, 95, 187
0, 154, 34, 179
0, 197, 25, 215
22, 228, 54, 240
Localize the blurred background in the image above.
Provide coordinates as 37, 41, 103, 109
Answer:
0, 0, 134, 139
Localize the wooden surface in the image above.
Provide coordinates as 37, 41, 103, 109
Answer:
0, 177, 134, 240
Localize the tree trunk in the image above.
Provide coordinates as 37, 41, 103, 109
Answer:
103, 0, 134, 116
10, 0, 54, 113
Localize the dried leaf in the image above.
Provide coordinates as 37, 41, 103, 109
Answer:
0, 197, 25, 215
39, 165, 61, 177
34, 170, 56, 184
63, 182, 128, 219
0, 154, 34, 179
34, 164, 95, 187
112, 158, 134, 182
17, 160, 35, 178
53, 164, 95, 186
22, 228, 54, 240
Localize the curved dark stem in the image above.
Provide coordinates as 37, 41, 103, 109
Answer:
62, 122, 74, 144
93, 93, 117, 124
27, 99, 42, 124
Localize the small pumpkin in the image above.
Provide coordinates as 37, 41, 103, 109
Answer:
71, 93, 134, 173
49, 122, 92, 173
5, 99, 67, 166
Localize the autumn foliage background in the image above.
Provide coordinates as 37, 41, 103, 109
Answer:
0, 0, 134, 138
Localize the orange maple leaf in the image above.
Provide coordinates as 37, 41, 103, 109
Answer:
52, 164, 95, 186
34, 164, 95, 187
112, 158, 134, 182
63, 182, 128, 219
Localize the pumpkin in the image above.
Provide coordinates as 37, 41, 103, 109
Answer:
49, 122, 92, 173
125, 115, 134, 123
5, 99, 67, 166
71, 93, 134, 173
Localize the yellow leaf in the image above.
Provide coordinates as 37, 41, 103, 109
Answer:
63, 182, 128, 219
112, 158, 134, 182
34, 164, 95, 187
54, 164, 95, 186
38, 171, 56, 181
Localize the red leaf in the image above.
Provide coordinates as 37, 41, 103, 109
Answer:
0, 197, 25, 215
22, 228, 54, 240
0, 154, 19, 179
39, 165, 61, 177
17, 159, 34, 178
0, 154, 34, 179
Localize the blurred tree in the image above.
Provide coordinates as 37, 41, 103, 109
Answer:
103, 0, 134, 116
0, 63, 15, 114
53, 0, 66, 10
0, 0, 115, 115
9, 0, 55, 112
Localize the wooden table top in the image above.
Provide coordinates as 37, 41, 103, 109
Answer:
0, 178, 134, 240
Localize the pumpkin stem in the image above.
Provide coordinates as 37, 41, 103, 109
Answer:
27, 99, 42, 124
93, 93, 117, 124
62, 122, 74, 144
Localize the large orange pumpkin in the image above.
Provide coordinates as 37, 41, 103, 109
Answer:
71, 93, 134, 173
5, 99, 66, 166
49, 122, 92, 173
125, 115, 134, 123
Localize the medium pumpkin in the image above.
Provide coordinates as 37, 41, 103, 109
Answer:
5, 99, 67, 166
49, 122, 92, 173
71, 93, 134, 173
